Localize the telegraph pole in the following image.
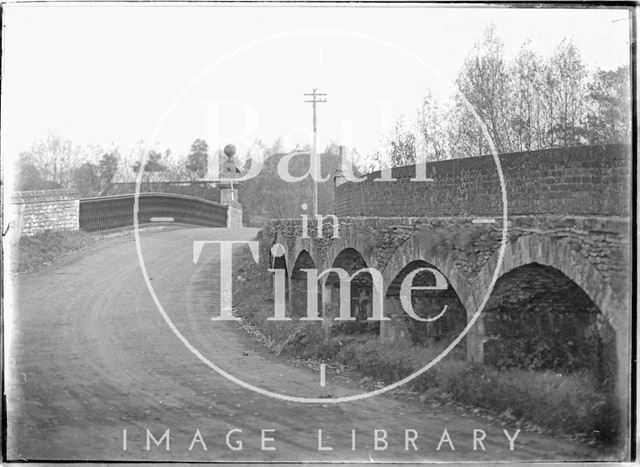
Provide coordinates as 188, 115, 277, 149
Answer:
304, 88, 327, 217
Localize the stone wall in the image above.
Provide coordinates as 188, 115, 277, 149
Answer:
227, 203, 243, 228
260, 214, 630, 386
7, 189, 80, 238
336, 144, 630, 218
263, 147, 632, 435
261, 215, 630, 290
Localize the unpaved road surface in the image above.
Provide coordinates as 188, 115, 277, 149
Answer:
5, 227, 602, 462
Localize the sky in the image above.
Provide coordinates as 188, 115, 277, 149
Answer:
1, 4, 632, 166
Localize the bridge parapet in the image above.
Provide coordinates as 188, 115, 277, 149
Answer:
78, 193, 232, 232
335, 144, 630, 218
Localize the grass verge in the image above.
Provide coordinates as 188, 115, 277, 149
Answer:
8, 229, 102, 273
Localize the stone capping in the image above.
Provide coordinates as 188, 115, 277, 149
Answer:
8, 189, 80, 204
79, 192, 227, 207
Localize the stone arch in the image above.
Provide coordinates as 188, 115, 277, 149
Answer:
330, 247, 369, 271
384, 259, 467, 351
272, 230, 290, 270
321, 247, 381, 335
481, 262, 615, 380
380, 234, 473, 348
472, 233, 629, 441
322, 232, 379, 273
289, 237, 320, 282
381, 234, 474, 310
471, 233, 624, 336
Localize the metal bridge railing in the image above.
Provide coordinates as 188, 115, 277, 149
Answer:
79, 193, 228, 232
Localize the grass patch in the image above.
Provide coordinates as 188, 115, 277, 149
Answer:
418, 360, 618, 443
9, 229, 102, 273
231, 247, 620, 445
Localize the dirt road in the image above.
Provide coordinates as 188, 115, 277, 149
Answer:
5, 227, 601, 462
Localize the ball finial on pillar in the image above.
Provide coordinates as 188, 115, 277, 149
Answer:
220, 143, 240, 206
224, 144, 236, 158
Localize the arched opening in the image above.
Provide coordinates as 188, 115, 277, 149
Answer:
325, 248, 379, 334
482, 263, 615, 386
290, 250, 319, 319
385, 260, 467, 354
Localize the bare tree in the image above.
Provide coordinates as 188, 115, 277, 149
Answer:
355, 150, 386, 174
447, 94, 487, 158
23, 131, 82, 187
417, 91, 448, 161
542, 38, 588, 147
19, 131, 106, 189
455, 24, 512, 153
510, 39, 545, 151
386, 116, 417, 167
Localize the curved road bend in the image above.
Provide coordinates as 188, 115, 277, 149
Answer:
6, 227, 601, 462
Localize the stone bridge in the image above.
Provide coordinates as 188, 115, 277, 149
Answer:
258, 144, 631, 418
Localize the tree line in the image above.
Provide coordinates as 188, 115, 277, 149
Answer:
14, 25, 630, 207
15, 135, 213, 197
370, 25, 631, 170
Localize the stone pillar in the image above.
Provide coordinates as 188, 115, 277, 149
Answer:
226, 202, 243, 228
289, 275, 307, 319
380, 296, 411, 345
333, 146, 348, 188
322, 283, 338, 340
220, 187, 239, 205
219, 143, 241, 217
465, 295, 486, 363
609, 294, 630, 454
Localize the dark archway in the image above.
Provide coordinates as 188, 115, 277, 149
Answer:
326, 248, 379, 334
483, 262, 615, 385
386, 260, 467, 353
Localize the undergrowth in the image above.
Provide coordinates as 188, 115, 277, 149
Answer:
231, 248, 620, 446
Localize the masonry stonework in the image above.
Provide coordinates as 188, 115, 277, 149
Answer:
335, 144, 630, 218
7, 189, 80, 238
259, 144, 631, 435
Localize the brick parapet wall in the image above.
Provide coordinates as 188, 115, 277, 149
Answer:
336, 144, 631, 218
7, 189, 80, 237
